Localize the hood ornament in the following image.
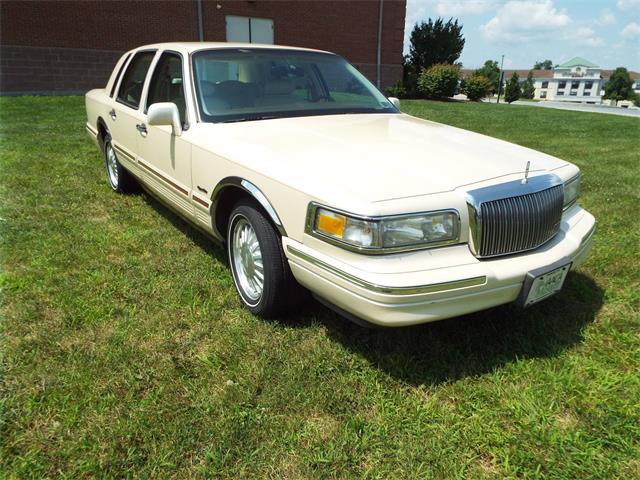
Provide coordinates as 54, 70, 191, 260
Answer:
522, 161, 531, 184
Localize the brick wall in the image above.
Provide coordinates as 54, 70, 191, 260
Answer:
0, 0, 406, 94
0, 45, 123, 94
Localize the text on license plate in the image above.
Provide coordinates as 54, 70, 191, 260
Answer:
524, 264, 571, 307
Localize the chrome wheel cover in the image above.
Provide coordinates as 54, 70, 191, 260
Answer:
106, 144, 119, 188
231, 217, 264, 303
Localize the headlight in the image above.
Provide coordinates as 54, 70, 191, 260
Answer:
563, 173, 581, 209
309, 205, 460, 253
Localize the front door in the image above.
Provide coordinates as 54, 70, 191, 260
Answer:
138, 51, 194, 217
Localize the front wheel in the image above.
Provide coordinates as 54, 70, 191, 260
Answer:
227, 199, 301, 317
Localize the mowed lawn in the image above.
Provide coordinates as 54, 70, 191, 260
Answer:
1, 96, 638, 479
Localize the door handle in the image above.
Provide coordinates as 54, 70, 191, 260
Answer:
136, 123, 147, 136
108, 109, 117, 120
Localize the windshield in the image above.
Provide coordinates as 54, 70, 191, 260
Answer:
192, 48, 397, 123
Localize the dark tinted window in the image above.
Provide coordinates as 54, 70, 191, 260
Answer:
146, 52, 186, 125
109, 53, 131, 98
117, 51, 155, 109
192, 49, 396, 123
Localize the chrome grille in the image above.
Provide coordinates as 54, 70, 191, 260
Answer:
466, 175, 564, 258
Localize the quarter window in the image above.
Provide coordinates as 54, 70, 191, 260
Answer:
117, 51, 156, 109
146, 51, 187, 125
110, 53, 132, 98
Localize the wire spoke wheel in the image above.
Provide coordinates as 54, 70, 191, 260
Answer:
231, 217, 264, 303
106, 143, 119, 188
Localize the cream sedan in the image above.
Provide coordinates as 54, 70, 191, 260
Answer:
85, 42, 595, 327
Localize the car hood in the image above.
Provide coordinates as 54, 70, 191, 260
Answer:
197, 113, 567, 203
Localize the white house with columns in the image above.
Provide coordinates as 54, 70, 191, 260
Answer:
534, 57, 603, 102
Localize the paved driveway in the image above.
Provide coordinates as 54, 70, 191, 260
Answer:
513, 100, 640, 117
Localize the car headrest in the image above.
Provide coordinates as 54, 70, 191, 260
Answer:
200, 81, 216, 97
264, 79, 295, 95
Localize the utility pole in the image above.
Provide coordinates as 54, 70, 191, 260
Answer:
496, 54, 505, 104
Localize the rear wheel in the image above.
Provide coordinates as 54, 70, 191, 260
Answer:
103, 134, 137, 193
227, 199, 302, 317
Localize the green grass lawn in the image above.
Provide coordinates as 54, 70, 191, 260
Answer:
1, 97, 638, 479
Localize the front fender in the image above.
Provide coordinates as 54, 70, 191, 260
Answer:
211, 176, 287, 238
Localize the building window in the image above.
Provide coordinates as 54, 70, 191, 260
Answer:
540, 91, 547, 98
558, 81, 566, 89
570, 90, 578, 96
585, 81, 593, 89
557, 90, 565, 96
541, 81, 549, 88
571, 81, 580, 89
583, 90, 591, 96
226, 16, 274, 44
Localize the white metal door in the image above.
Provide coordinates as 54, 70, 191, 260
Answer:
250, 18, 274, 44
225, 15, 273, 44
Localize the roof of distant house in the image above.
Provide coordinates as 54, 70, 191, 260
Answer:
558, 57, 599, 68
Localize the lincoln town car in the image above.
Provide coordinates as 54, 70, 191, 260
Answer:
85, 43, 595, 327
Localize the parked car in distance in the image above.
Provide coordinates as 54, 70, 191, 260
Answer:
85, 42, 595, 327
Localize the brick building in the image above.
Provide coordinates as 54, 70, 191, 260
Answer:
0, 0, 406, 95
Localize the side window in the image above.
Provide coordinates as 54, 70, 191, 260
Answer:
116, 51, 155, 109
109, 53, 131, 98
146, 52, 186, 125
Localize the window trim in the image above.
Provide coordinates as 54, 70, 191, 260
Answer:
115, 49, 158, 111
110, 52, 132, 98
144, 49, 189, 127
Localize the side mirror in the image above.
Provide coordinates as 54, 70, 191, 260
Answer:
388, 97, 401, 110
148, 102, 182, 136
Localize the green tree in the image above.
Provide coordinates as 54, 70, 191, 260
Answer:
462, 74, 493, 101
418, 63, 461, 99
534, 59, 553, 70
521, 70, 535, 99
603, 67, 635, 103
405, 18, 465, 96
504, 72, 521, 103
474, 60, 500, 93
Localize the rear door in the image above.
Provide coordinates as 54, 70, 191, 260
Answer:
138, 50, 194, 217
109, 50, 157, 173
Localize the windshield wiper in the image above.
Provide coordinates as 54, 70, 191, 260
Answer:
222, 115, 279, 123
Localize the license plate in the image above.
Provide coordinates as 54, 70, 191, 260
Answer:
521, 262, 571, 307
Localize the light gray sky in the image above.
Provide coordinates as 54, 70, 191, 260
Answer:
403, 0, 640, 70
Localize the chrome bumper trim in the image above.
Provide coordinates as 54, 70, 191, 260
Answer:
287, 245, 486, 295
580, 223, 596, 248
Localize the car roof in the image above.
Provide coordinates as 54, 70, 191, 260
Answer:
132, 42, 333, 55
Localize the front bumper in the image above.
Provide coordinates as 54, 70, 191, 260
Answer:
284, 206, 595, 327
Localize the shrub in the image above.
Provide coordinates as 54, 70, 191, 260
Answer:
417, 63, 460, 99
385, 81, 407, 99
504, 72, 521, 103
462, 74, 493, 101
521, 71, 535, 99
